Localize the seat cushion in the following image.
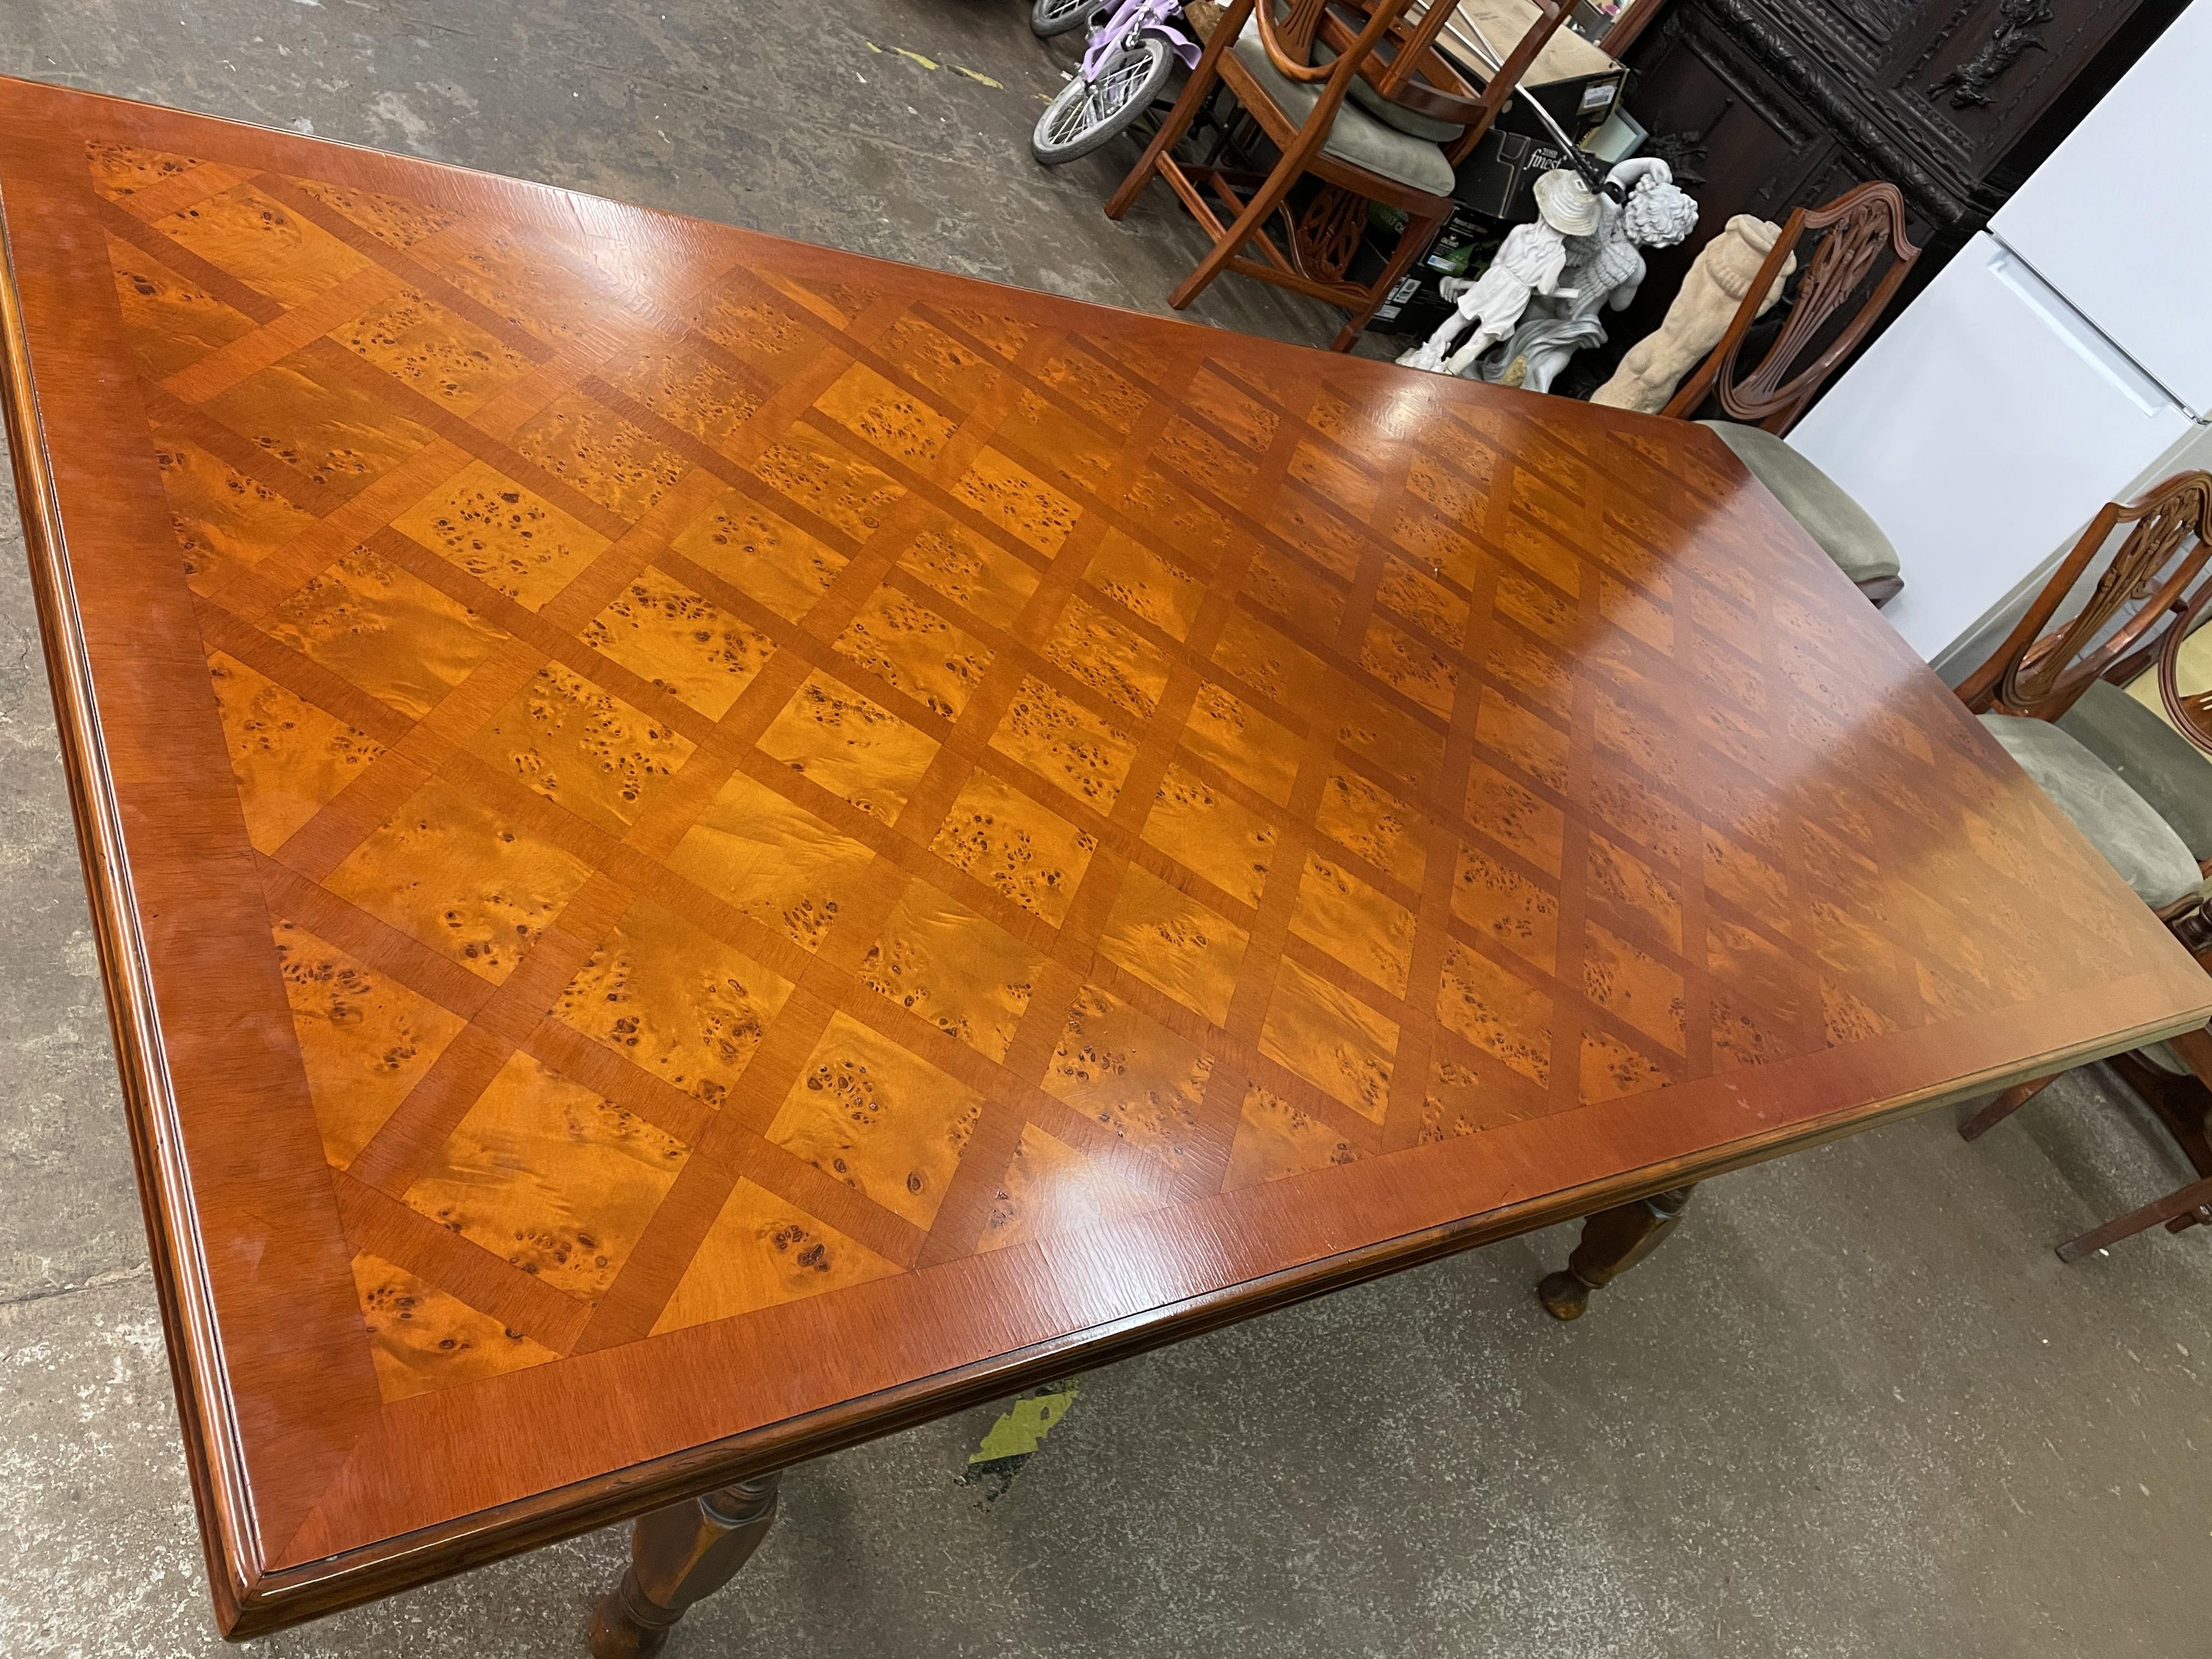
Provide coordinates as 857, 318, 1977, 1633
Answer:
2056, 678, 2212, 862
1978, 712, 2203, 909
1699, 420, 1903, 604
1231, 27, 1457, 196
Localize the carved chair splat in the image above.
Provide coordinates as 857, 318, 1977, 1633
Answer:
1663, 179, 1921, 436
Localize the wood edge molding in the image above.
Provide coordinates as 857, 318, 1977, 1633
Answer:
219, 997, 2207, 1636
0, 187, 266, 1628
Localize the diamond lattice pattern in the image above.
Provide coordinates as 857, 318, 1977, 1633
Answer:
92, 138, 2119, 1402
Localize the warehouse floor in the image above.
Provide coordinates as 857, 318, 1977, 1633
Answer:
3, 2, 2210, 1655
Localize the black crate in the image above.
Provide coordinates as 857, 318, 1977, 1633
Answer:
1357, 202, 1507, 339
1456, 71, 1623, 219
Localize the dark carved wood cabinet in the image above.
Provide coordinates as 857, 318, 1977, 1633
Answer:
1605, 0, 2184, 364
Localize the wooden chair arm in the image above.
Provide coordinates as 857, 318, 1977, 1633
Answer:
1375, 0, 1468, 98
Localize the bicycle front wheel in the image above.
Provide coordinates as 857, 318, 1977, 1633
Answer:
1031, 0, 1098, 36
1030, 33, 1177, 166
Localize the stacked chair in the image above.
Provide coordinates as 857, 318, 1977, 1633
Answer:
1108, 0, 1573, 350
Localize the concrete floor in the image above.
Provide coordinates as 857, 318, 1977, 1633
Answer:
3, 2, 2211, 1654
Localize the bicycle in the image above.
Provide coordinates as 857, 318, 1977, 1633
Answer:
1031, 0, 1199, 167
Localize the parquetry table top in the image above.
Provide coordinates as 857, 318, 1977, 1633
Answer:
2, 78, 2203, 1635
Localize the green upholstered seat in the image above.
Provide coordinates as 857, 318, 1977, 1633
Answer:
2056, 678, 2212, 862
1231, 27, 1458, 196
1978, 712, 2203, 909
1699, 420, 1904, 606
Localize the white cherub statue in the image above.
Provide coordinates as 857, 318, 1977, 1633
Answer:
1474, 157, 1701, 395
1397, 170, 1600, 377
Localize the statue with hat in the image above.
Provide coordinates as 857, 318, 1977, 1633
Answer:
1474, 157, 1701, 396
1397, 169, 1599, 378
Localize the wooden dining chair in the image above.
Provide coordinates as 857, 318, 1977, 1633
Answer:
1105, 0, 1572, 351
1665, 180, 1921, 433
1951, 472, 2212, 1260
1669, 182, 1922, 607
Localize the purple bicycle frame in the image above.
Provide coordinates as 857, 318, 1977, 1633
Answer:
1079, 0, 1201, 81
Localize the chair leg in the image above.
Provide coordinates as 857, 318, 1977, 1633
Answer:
1167, 157, 1305, 311
1105, 2, 1242, 221
1959, 1074, 2057, 1142
2056, 1175, 2212, 1262
1330, 205, 1447, 352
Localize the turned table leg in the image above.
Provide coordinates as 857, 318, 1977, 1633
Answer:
1537, 1186, 1696, 1321
588, 1471, 783, 1658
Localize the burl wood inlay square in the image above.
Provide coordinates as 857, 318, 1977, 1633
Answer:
556, 896, 795, 1103
392, 459, 610, 608
403, 1049, 688, 1299
766, 1013, 983, 1230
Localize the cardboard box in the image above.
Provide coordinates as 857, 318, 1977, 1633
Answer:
1425, 0, 1626, 220
1412, 0, 1626, 127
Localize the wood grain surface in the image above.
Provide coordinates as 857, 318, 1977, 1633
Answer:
2, 77, 2205, 1637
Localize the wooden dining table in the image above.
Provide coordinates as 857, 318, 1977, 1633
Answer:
4, 76, 2205, 1654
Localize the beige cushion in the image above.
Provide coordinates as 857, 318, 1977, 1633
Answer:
1231, 27, 1458, 196
1978, 712, 2202, 909
1700, 421, 1903, 605
2056, 679, 2212, 862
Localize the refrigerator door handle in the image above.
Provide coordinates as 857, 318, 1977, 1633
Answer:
1989, 239, 2194, 420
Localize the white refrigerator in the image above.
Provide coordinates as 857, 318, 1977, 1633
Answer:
1787, 0, 2212, 679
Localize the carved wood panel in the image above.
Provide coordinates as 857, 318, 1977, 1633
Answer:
1895, 0, 2151, 174
1626, 0, 2164, 236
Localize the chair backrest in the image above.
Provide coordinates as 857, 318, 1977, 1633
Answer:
1246, 0, 1415, 88
2156, 575, 2212, 758
1271, 0, 1571, 160
1240, 0, 1432, 167
1956, 470, 2212, 722
1661, 181, 1922, 435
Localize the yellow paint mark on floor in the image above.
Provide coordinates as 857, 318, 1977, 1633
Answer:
860, 42, 1007, 89
969, 1384, 1079, 1463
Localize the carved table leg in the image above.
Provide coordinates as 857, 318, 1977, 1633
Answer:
1959, 1074, 2057, 1142
588, 1471, 782, 1658
1537, 1187, 1696, 1321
